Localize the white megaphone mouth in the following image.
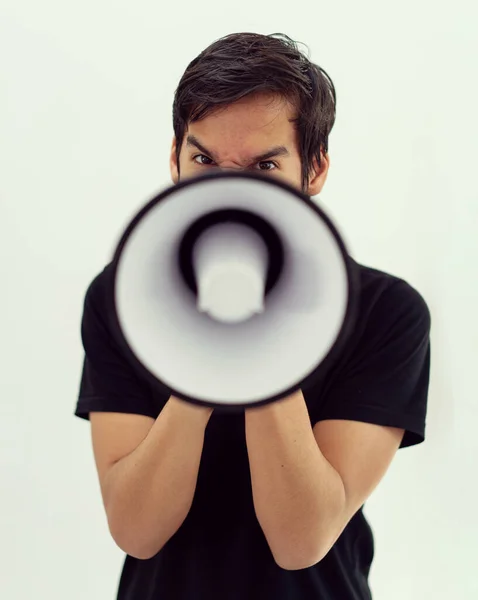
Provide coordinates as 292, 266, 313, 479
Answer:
110, 171, 357, 409
177, 208, 285, 324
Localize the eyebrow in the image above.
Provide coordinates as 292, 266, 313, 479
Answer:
186, 134, 290, 164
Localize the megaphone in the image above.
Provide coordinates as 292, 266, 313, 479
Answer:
108, 171, 358, 410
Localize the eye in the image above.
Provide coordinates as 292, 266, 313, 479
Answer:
193, 154, 278, 171
255, 161, 277, 172
193, 154, 215, 166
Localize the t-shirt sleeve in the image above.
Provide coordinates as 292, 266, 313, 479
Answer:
311, 279, 431, 449
75, 267, 168, 420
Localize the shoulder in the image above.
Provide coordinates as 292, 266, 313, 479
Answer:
351, 257, 431, 329
81, 262, 117, 341
82, 261, 116, 320
340, 258, 431, 368
84, 262, 115, 302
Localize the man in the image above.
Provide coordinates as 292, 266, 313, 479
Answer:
75, 33, 431, 600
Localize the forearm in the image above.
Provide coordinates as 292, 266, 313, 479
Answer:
103, 397, 213, 559
245, 390, 346, 569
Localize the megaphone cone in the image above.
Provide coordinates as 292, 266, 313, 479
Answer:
108, 171, 358, 410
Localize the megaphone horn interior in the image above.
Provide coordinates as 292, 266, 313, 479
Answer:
178, 209, 284, 324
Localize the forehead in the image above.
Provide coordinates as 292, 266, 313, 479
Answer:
186, 93, 298, 160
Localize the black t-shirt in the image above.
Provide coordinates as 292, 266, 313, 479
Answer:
75, 257, 431, 600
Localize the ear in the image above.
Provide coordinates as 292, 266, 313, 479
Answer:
170, 136, 179, 184
306, 151, 330, 197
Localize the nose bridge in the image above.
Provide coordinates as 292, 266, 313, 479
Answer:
211, 163, 245, 174
219, 160, 244, 171
222, 166, 244, 172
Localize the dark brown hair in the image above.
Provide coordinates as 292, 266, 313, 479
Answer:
172, 32, 336, 192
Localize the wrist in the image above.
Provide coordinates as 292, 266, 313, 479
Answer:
168, 395, 214, 423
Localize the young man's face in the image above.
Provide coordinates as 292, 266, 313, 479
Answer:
170, 93, 329, 196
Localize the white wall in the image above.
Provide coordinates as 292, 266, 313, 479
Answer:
1, 1, 477, 598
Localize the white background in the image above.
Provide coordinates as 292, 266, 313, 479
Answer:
1, 1, 477, 598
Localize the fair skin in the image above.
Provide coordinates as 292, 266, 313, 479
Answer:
90, 92, 404, 570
